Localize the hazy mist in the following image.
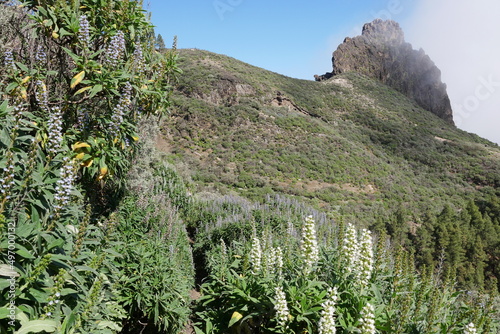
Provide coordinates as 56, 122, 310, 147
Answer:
405, 0, 500, 144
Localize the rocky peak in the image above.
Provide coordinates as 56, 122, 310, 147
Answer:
316, 19, 454, 124
361, 19, 404, 45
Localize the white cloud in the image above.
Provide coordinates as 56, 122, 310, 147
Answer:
404, 0, 500, 144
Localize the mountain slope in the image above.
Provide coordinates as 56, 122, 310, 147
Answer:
162, 49, 499, 222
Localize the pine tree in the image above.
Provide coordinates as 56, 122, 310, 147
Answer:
155, 33, 165, 50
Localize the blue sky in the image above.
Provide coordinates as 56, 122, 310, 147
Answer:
146, 0, 418, 80
146, 0, 500, 145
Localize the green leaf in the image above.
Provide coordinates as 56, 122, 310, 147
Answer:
58, 27, 72, 37
17, 219, 38, 238
15, 320, 57, 334
25, 288, 49, 303
5, 82, 19, 93
15, 62, 29, 73
60, 310, 77, 333
0, 307, 12, 320
88, 84, 103, 98
96, 320, 121, 330
47, 239, 65, 251
16, 245, 35, 260
61, 46, 81, 64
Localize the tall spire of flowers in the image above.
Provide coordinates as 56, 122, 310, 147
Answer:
358, 229, 374, 287
47, 106, 63, 156
318, 287, 338, 334
78, 14, 91, 46
53, 157, 76, 212
359, 302, 376, 334
109, 82, 133, 138
274, 286, 289, 329
103, 31, 126, 67
343, 223, 359, 274
301, 215, 319, 274
250, 236, 262, 275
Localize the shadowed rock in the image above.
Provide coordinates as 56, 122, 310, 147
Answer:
316, 19, 454, 124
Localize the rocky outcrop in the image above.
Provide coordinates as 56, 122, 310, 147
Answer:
316, 19, 454, 124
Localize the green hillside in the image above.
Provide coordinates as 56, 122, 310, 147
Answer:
163, 50, 500, 290
167, 49, 500, 217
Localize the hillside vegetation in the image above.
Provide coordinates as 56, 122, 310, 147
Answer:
165, 48, 500, 293
1, 1, 499, 333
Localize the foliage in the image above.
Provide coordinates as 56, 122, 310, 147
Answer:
114, 190, 193, 333
192, 214, 500, 333
0, 1, 188, 333
1, 2, 499, 333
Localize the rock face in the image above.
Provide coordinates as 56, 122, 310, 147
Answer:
317, 19, 454, 124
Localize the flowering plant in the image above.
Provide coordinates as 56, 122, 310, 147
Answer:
0, 0, 182, 332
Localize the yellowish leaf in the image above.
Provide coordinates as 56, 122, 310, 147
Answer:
71, 71, 86, 89
75, 152, 85, 160
72, 142, 91, 150
19, 87, 27, 100
81, 158, 93, 167
52, 31, 59, 39
228, 311, 243, 327
74, 86, 91, 96
98, 166, 108, 180
21, 76, 31, 84
131, 136, 139, 141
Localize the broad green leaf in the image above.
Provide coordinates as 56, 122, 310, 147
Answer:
88, 84, 103, 98
5, 82, 19, 93
47, 239, 65, 250
15, 320, 57, 334
25, 288, 49, 303
0, 307, 12, 320
96, 320, 122, 330
60, 310, 77, 333
59, 288, 79, 296
58, 27, 72, 37
16, 245, 34, 260
61, 46, 81, 64
17, 311, 29, 325
15, 62, 29, 72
